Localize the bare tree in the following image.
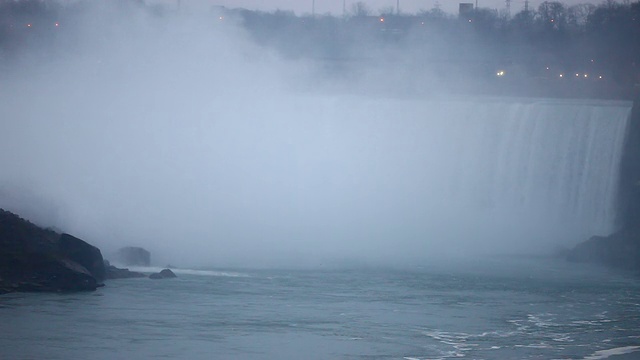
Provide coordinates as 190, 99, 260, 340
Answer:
418, 7, 447, 20
378, 6, 395, 16
350, 1, 370, 17
567, 3, 595, 27
537, 1, 567, 30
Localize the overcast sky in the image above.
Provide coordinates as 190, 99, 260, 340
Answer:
172, 0, 601, 17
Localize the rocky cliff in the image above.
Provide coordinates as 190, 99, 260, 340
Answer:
0, 209, 106, 294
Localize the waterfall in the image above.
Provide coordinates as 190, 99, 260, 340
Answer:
0, 92, 632, 260
266, 96, 633, 255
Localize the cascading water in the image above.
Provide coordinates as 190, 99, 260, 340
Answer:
247, 96, 633, 258
0, 89, 633, 263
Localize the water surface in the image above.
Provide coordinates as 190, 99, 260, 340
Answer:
1, 257, 639, 359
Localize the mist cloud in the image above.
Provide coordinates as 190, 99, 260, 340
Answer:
0, 1, 629, 268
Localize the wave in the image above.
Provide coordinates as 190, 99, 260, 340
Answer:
582, 346, 640, 360
123, 266, 249, 278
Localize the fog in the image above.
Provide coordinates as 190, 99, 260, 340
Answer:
0, 1, 631, 268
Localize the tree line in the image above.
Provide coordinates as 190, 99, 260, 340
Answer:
1, 0, 638, 98
232, 1, 639, 95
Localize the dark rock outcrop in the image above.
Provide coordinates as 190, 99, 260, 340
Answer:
59, 233, 106, 282
566, 228, 640, 271
149, 268, 177, 279
114, 246, 150, 267
104, 260, 146, 279
0, 251, 100, 293
0, 209, 105, 294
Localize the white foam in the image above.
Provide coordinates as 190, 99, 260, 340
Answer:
125, 266, 249, 277
583, 346, 640, 360
514, 343, 552, 349
552, 335, 573, 342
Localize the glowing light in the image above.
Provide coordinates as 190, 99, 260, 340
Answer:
496, 70, 505, 77
575, 73, 580, 77
380, 17, 384, 22
584, 74, 588, 78
55, 22, 59, 27
219, 16, 223, 20
468, 19, 472, 22
26, 23, 32, 27
559, 74, 564, 78
546, 67, 550, 70
599, 75, 603, 79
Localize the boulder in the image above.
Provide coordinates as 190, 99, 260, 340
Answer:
59, 233, 106, 281
114, 246, 150, 267
104, 260, 146, 279
149, 268, 177, 279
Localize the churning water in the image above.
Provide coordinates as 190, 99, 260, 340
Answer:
1, 258, 640, 360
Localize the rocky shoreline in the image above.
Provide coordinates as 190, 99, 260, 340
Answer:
0, 209, 150, 295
